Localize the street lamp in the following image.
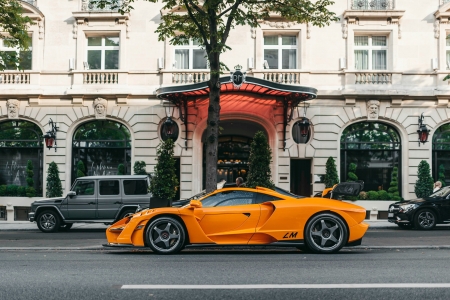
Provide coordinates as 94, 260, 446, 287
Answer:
298, 117, 311, 137
161, 116, 178, 140
417, 113, 430, 146
43, 118, 58, 152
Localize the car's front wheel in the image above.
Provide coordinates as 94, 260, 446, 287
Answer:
415, 209, 437, 230
36, 210, 61, 233
304, 213, 348, 254
145, 217, 186, 254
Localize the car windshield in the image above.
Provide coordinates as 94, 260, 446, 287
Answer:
428, 186, 450, 199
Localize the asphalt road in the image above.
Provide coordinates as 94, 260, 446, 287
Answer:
1, 248, 450, 300
2, 226, 450, 248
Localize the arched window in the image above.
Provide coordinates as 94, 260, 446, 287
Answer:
340, 122, 401, 193
72, 120, 131, 182
0, 120, 43, 195
432, 123, 450, 186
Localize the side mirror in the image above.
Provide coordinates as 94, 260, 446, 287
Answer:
189, 200, 202, 209
67, 191, 76, 197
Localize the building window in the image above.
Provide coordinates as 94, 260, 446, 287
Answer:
0, 37, 32, 70
263, 35, 297, 69
87, 36, 119, 70
174, 40, 207, 69
354, 36, 387, 70
432, 123, 450, 186
340, 122, 401, 194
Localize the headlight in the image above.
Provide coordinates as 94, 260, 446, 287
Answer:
399, 204, 418, 213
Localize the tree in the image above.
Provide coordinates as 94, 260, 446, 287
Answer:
0, 0, 33, 70
149, 139, 179, 200
438, 164, 446, 187
93, 0, 338, 192
46, 162, 63, 198
414, 160, 434, 198
324, 157, 339, 188
76, 161, 86, 178
25, 159, 35, 197
246, 131, 275, 189
133, 161, 147, 175
117, 163, 125, 175
388, 167, 401, 201
347, 163, 358, 182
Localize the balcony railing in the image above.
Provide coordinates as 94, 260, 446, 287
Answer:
83, 72, 118, 84
263, 72, 301, 85
0, 73, 30, 84
82, 0, 122, 11
172, 72, 210, 84
355, 72, 392, 84
351, 0, 394, 10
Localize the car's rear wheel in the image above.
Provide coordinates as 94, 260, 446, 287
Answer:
415, 209, 437, 230
304, 213, 348, 254
36, 210, 61, 233
145, 217, 185, 254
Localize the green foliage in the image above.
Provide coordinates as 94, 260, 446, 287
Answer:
46, 162, 63, 198
324, 157, 339, 188
438, 164, 446, 187
388, 167, 400, 200
0, 0, 33, 70
415, 160, 434, 198
246, 131, 275, 189
26, 160, 34, 187
26, 187, 36, 198
367, 191, 379, 200
117, 163, 125, 175
6, 185, 18, 196
0, 185, 5, 196
377, 190, 390, 200
76, 161, 86, 178
134, 161, 147, 175
358, 191, 368, 200
17, 186, 26, 197
149, 139, 178, 200
347, 163, 358, 182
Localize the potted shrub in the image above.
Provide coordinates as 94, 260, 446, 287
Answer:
46, 162, 63, 198
324, 157, 339, 188
149, 139, 178, 208
414, 160, 433, 198
133, 161, 147, 175
388, 167, 401, 201
76, 161, 86, 178
246, 131, 275, 189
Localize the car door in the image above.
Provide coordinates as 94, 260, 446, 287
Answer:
97, 179, 121, 219
67, 180, 97, 220
194, 190, 260, 244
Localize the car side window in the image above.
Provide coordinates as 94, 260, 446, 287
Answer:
72, 181, 95, 196
201, 191, 256, 207
99, 180, 120, 195
123, 180, 148, 195
255, 193, 282, 204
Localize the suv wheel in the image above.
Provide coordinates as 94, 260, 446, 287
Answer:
37, 210, 61, 233
145, 217, 186, 254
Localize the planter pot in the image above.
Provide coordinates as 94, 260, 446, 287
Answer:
150, 197, 172, 208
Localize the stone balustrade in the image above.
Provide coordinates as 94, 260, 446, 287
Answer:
0, 73, 30, 84
83, 72, 119, 84
355, 72, 392, 84
172, 72, 210, 84
262, 72, 301, 84
351, 0, 395, 10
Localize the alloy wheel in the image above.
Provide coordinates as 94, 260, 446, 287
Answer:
308, 216, 345, 252
147, 217, 185, 254
417, 210, 436, 229
40, 213, 57, 230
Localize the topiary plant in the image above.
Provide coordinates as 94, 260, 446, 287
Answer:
367, 191, 379, 200
26, 160, 35, 197
133, 161, 147, 175
347, 163, 358, 182
377, 190, 390, 200
414, 160, 434, 198
117, 163, 125, 175
76, 161, 86, 178
438, 164, 446, 187
324, 157, 339, 188
246, 131, 275, 189
388, 167, 401, 201
46, 162, 63, 198
149, 139, 178, 201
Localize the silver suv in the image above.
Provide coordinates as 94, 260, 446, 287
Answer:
28, 175, 151, 233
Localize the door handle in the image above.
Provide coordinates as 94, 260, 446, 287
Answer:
88, 202, 95, 205
243, 213, 250, 217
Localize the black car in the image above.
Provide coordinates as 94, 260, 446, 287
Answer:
388, 186, 450, 230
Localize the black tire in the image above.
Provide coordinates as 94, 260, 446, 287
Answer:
60, 223, 73, 231
145, 216, 186, 254
36, 210, 61, 233
397, 223, 412, 230
414, 209, 437, 230
304, 213, 348, 254
117, 208, 136, 221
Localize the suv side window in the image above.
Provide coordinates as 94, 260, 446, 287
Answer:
123, 179, 148, 195
99, 180, 120, 195
72, 181, 95, 196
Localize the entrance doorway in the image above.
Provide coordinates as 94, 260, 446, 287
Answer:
290, 159, 312, 196
202, 120, 267, 188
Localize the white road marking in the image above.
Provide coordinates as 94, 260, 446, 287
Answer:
121, 283, 450, 289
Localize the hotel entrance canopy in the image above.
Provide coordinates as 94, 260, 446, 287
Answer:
156, 76, 318, 149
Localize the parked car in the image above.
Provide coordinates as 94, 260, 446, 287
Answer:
388, 186, 450, 230
105, 181, 368, 254
29, 175, 153, 233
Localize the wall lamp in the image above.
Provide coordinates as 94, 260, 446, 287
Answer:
417, 113, 430, 146
43, 118, 58, 152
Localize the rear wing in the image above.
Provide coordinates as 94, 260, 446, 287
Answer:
319, 181, 364, 199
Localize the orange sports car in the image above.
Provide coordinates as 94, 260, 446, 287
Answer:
105, 182, 368, 254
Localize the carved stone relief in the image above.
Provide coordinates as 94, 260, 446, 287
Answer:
367, 100, 380, 121
93, 98, 107, 119
6, 99, 19, 119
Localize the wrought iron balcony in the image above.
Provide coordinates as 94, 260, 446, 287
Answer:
351, 0, 394, 10
81, 0, 122, 12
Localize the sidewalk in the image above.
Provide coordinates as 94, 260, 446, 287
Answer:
0, 220, 397, 231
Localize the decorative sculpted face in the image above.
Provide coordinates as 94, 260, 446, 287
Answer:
369, 104, 378, 117
7, 101, 18, 118
95, 103, 105, 115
